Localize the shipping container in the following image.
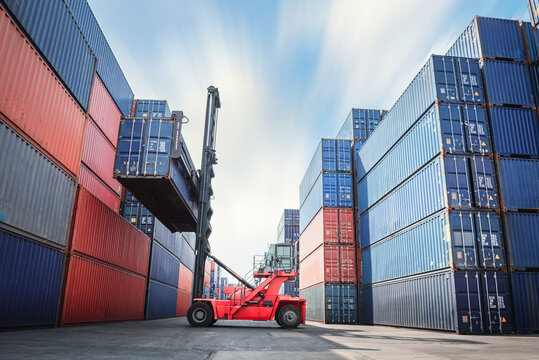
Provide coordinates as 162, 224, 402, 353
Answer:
64, 0, 134, 116
300, 173, 353, 233
357, 103, 490, 214
299, 208, 354, 260
70, 187, 151, 276
300, 139, 352, 205
277, 209, 300, 244
361, 270, 512, 334
1, 0, 95, 109
114, 117, 199, 232
133, 100, 172, 118
61, 254, 146, 324
180, 236, 196, 272
299, 245, 356, 289
148, 241, 180, 288
153, 220, 183, 261
299, 283, 357, 324
0, 121, 76, 247
336, 109, 382, 141
481, 60, 535, 107
361, 211, 505, 285
182, 232, 196, 250
496, 157, 539, 211
145, 280, 177, 319
529, 0, 539, 28
78, 164, 120, 212
360, 155, 498, 248
88, 74, 122, 147
0, 8, 87, 177
488, 107, 539, 157
179, 263, 193, 293
356, 56, 484, 181
510, 271, 539, 333
447, 17, 526, 61
82, 118, 123, 196
325, 284, 357, 324
521, 21, 539, 62
0, 229, 65, 327
176, 289, 191, 316
504, 213, 539, 269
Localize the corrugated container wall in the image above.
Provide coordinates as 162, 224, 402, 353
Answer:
146, 280, 177, 319
70, 187, 151, 275
1, 0, 95, 109
64, 0, 134, 115
88, 74, 122, 146
78, 164, 121, 212
61, 255, 146, 324
496, 158, 539, 211
504, 213, 539, 269
481, 60, 535, 107
356, 56, 484, 181
511, 272, 539, 333
0, 7, 87, 177
488, 107, 539, 157
0, 121, 76, 247
0, 229, 65, 327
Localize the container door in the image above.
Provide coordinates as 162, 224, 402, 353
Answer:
338, 209, 354, 244
448, 212, 478, 268
322, 139, 336, 171
323, 173, 338, 207
437, 104, 465, 153
443, 155, 472, 208
115, 119, 145, 175
142, 119, 173, 176
337, 174, 353, 207
469, 157, 498, 208
461, 105, 490, 154
323, 208, 339, 244
474, 213, 504, 268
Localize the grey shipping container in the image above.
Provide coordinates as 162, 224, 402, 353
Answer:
0, 121, 76, 247
361, 270, 512, 334
1, 0, 96, 110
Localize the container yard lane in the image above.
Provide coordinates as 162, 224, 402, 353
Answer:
0, 318, 538, 360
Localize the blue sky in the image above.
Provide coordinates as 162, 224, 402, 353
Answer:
89, 0, 529, 276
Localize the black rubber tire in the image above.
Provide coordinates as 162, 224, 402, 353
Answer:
210, 318, 217, 326
275, 317, 282, 327
277, 305, 301, 329
187, 302, 214, 327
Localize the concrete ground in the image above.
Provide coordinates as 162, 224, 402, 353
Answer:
0, 318, 538, 360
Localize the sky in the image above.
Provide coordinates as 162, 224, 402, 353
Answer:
89, 0, 529, 277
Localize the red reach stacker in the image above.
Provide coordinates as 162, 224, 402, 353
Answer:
187, 253, 306, 328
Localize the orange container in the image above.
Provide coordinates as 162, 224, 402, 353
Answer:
78, 164, 120, 212
88, 74, 121, 147
299, 244, 357, 290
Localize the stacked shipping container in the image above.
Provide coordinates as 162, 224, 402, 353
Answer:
121, 189, 196, 319
0, 1, 200, 328
299, 139, 358, 324
277, 209, 300, 296
357, 54, 515, 334
447, 16, 539, 333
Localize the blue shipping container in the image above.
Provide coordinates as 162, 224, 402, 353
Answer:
362, 210, 505, 284
182, 232, 196, 250
336, 108, 382, 141
3, 0, 95, 109
447, 17, 527, 61
504, 213, 539, 269
521, 21, 539, 62
489, 107, 539, 157
325, 284, 357, 324
360, 155, 498, 248
114, 117, 199, 232
180, 236, 196, 272
145, 280, 177, 319
300, 173, 353, 233
511, 271, 539, 333
481, 60, 535, 107
0, 121, 76, 247
497, 157, 539, 211
0, 228, 65, 327
134, 100, 172, 118
300, 139, 352, 206
356, 56, 484, 181
149, 241, 180, 288
64, 0, 134, 116
361, 270, 512, 334
357, 103, 490, 214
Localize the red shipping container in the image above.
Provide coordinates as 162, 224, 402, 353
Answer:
88, 74, 121, 147
299, 244, 357, 290
81, 119, 122, 196
70, 187, 150, 276
210, 260, 216, 271
299, 208, 355, 261
78, 164, 120, 212
0, 9, 86, 178
178, 263, 193, 292
176, 289, 191, 316
61, 255, 146, 324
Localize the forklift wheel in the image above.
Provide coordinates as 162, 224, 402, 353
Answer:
277, 305, 301, 329
187, 302, 214, 327
275, 317, 282, 327
210, 318, 217, 326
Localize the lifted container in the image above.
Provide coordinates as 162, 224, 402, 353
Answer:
114, 115, 199, 232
